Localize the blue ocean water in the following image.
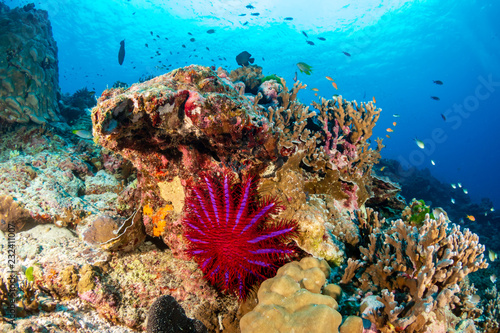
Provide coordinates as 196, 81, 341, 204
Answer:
7, 0, 500, 207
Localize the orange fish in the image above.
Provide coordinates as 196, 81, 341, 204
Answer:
380, 166, 386, 171
386, 128, 393, 132
466, 215, 475, 221
386, 134, 390, 138
393, 122, 397, 126
311, 88, 319, 91
314, 93, 318, 96
326, 76, 334, 81
331, 81, 338, 90
373, 96, 376, 103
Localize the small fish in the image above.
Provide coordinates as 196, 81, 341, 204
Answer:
392, 122, 397, 126
182, 44, 186, 48
386, 134, 391, 138
251, 12, 260, 16
451, 198, 455, 204
306, 41, 315, 45
433, 80, 443, 85
89, 91, 96, 96
314, 93, 318, 96
491, 208, 495, 212
118, 40, 125, 65
431, 160, 435, 165
302, 31, 308, 38
386, 128, 393, 132
441, 113, 446, 121
414, 138, 425, 149
311, 88, 319, 92
284, 17, 293, 20
463, 188, 468, 194
342, 51, 351, 57
331, 82, 338, 89
236, 51, 254, 66
318, 37, 326, 41
430, 96, 440, 100
451, 184, 457, 189
393, 114, 400, 117
373, 96, 376, 103
190, 38, 195, 42
326, 76, 334, 81
72, 130, 92, 139
432, 207, 449, 221
491, 274, 497, 283
145, 43, 149, 47
296, 62, 313, 75
380, 166, 386, 171
293, 71, 297, 82
458, 183, 462, 188
188, 32, 193, 36
239, 13, 246, 16
459, 218, 464, 224
150, 31, 153, 36
207, 29, 215, 34
242, 21, 248, 26
489, 250, 497, 262
206, 47, 210, 51
469, 294, 480, 305
246, 4, 254, 9
466, 215, 475, 221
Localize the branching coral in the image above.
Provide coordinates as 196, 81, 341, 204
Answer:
344, 212, 488, 332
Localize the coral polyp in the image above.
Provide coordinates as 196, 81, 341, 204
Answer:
182, 172, 298, 300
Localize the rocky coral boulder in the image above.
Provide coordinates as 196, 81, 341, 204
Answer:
0, 3, 61, 124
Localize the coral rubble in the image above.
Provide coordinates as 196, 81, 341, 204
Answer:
0, 3, 61, 124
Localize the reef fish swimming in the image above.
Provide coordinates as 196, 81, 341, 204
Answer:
118, 40, 125, 65
296, 62, 313, 75
236, 51, 254, 66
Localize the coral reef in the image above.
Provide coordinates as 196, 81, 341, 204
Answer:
340, 210, 488, 332
183, 172, 298, 300
0, 3, 61, 124
91, 65, 391, 267
240, 257, 343, 333
228, 65, 263, 94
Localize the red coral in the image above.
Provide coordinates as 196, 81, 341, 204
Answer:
182, 172, 298, 300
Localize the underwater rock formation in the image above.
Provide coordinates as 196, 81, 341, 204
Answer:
0, 3, 61, 124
